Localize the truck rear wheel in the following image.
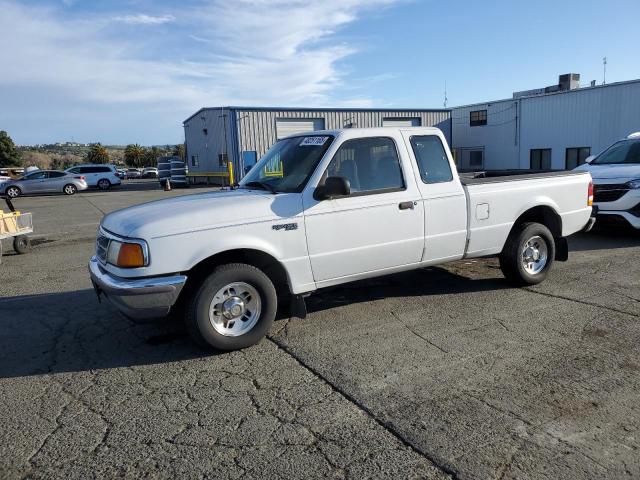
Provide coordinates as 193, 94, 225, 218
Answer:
499, 222, 555, 286
185, 263, 277, 351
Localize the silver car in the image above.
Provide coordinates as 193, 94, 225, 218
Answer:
1, 170, 88, 198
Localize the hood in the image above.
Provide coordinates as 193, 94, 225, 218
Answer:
574, 163, 640, 182
101, 189, 302, 239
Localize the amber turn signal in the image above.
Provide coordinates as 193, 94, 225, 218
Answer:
117, 243, 145, 268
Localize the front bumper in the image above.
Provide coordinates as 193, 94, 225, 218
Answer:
89, 256, 187, 319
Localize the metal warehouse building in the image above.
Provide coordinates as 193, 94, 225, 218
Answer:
183, 107, 451, 183
451, 76, 640, 171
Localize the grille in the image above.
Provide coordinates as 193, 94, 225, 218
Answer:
96, 233, 110, 264
629, 202, 640, 218
593, 184, 629, 203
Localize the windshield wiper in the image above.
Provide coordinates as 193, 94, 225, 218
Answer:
242, 181, 277, 194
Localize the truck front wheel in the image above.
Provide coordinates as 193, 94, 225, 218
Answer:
499, 222, 555, 286
185, 263, 278, 351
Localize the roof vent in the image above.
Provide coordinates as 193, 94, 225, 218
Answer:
559, 73, 580, 91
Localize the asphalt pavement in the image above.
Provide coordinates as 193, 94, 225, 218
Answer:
0, 182, 639, 479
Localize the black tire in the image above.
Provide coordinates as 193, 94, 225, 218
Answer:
97, 178, 111, 190
499, 222, 555, 286
13, 235, 31, 254
185, 263, 278, 351
5, 186, 20, 198
63, 184, 77, 195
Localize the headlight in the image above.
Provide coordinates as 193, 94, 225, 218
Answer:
626, 179, 640, 189
106, 239, 148, 268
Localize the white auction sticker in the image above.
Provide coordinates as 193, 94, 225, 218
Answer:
300, 136, 329, 146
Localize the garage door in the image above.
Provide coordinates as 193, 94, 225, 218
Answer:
382, 117, 422, 127
276, 118, 325, 139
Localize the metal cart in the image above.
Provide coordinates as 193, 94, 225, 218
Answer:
0, 195, 33, 263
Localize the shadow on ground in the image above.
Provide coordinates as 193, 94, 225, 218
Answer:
569, 228, 640, 252
0, 267, 507, 379
1, 229, 634, 380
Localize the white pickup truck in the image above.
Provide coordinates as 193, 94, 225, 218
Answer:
89, 127, 594, 350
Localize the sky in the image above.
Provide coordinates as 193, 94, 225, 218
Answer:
1, 0, 639, 146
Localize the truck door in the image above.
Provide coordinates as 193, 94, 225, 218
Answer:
401, 132, 467, 264
303, 134, 424, 285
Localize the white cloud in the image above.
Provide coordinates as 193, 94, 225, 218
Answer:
0, 0, 402, 143
113, 14, 175, 25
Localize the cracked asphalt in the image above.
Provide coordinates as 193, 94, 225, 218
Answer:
1, 182, 639, 479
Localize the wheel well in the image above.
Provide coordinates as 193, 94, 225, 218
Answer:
512, 206, 562, 238
182, 249, 292, 302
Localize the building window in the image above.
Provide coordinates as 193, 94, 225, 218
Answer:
191, 155, 199, 167
530, 149, 552, 170
218, 153, 228, 167
469, 110, 487, 127
469, 150, 483, 168
565, 147, 591, 170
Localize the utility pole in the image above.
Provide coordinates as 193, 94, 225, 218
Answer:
443, 81, 448, 108
603, 57, 607, 85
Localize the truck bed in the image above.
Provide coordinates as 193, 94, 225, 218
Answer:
459, 169, 589, 185
460, 169, 592, 259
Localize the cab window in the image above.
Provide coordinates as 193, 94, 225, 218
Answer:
324, 137, 404, 194
410, 135, 453, 184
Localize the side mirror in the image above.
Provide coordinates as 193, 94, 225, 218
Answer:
314, 176, 350, 200
584, 155, 596, 164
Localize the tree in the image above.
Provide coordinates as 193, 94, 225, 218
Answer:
0, 131, 21, 167
124, 144, 145, 167
172, 144, 185, 161
86, 143, 110, 164
142, 146, 161, 167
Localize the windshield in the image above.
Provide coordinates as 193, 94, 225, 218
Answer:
593, 139, 640, 165
240, 135, 334, 193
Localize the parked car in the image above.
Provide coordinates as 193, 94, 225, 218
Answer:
1, 170, 87, 198
90, 127, 594, 351
125, 168, 142, 179
142, 167, 158, 179
0, 176, 11, 186
115, 168, 126, 179
66, 164, 121, 190
574, 132, 640, 229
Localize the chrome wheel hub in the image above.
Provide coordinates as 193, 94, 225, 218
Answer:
521, 236, 548, 275
209, 282, 261, 337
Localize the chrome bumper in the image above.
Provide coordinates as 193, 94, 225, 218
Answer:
89, 256, 187, 319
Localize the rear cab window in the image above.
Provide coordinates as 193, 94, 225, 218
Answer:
409, 135, 453, 184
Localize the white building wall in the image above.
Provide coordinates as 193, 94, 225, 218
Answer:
452, 79, 640, 171
451, 100, 519, 170
519, 80, 640, 169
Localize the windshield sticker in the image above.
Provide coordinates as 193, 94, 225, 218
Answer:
300, 136, 329, 146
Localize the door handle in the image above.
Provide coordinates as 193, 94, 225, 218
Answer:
398, 201, 415, 210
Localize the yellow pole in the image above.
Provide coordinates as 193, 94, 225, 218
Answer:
228, 161, 235, 185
